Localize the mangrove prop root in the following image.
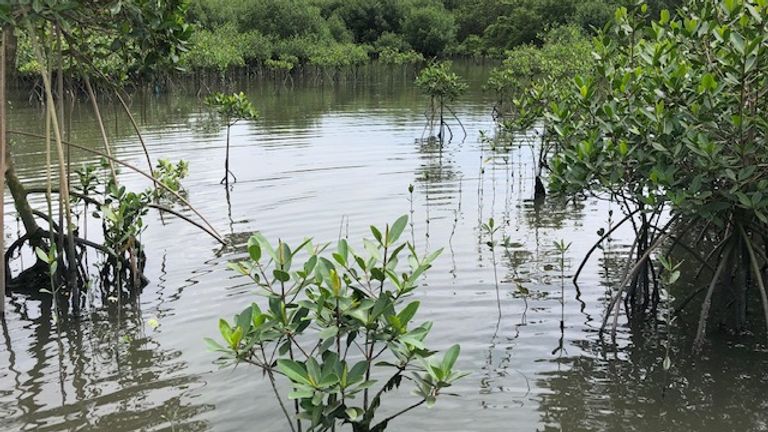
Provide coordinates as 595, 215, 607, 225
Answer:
741, 226, 768, 348
693, 238, 734, 350
601, 215, 679, 340
573, 207, 641, 283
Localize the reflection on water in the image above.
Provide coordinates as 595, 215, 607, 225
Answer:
2, 65, 768, 431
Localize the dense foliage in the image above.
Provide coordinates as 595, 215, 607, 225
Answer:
487, 25, 594, 119
3, 0, 686, 79
173, 0, 684, 75
211, 216, 466, 431
514, 0, 768, 345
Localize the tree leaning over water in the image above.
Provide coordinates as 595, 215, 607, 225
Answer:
516, 0, 768, 347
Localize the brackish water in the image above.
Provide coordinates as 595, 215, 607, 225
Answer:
2, 65, 768, 431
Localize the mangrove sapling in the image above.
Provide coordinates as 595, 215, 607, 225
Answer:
209, 215, 467, 432
657, 256, 681, 374
152, 159, 189, 200
5, 129, 224, 309
415, 62, 467, 142
205, 92, 259, 184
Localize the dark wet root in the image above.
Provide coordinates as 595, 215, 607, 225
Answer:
594, 212, 768, 352
4, 228, 148, 310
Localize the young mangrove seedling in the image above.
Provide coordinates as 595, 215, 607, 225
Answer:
208, 215, 468, 432
205, 92, 259, 184
415, 62, 467, 142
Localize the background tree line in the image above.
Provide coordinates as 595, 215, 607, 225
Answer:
8, 0, 683, 80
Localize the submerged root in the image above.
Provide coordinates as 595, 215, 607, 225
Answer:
4, 227, 147, 306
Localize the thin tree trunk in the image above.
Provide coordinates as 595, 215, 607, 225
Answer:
0, 28, 6, 313
31, 30, 79, 314
84, 77, 118, 184
224, 124, 231, 184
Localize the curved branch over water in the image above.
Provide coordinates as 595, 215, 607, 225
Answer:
8, 130, 226, 245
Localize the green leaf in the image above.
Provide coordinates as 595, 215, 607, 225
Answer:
229, 326, 243, 349
273, 269, 291, 282
338, 239, 349, 262
398, 301, 420, 326
204, 337, 226, 352
278, 359, 311, 385
306, 357, 322, 385
370, 225, 383, 244
441, 344, 460, 372
346, 407, 364, 422
219, 319, 233, 341
288, 389, 315, 400
388, 215, 408, 245
348, 361, 369, 384
363, 239, 382, 261
660, 9, 670, 25
247, 238, 261, 262
698, 73, 717, 93
318, 325, 339, 340
35, 247, 50, 263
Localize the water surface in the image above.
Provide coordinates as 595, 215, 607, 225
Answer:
2, 66, 767, 432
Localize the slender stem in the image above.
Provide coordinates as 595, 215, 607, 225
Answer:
740, 226, 768, 347
573, 207, 641, 283
31, 28, 79, 313
260, 344, 297, 432
693, 237, 733, 350
113, 91, 156, 183
0, 27, 6, 314
370, 399, 426, 430
84, 77, 118, 184
8, 130, 226, 245
44, 82, 59, 312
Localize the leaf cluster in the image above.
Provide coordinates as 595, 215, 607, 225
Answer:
209, 215, 467, 431
521, 1, 768, 227
205, 92, 260, 127
415, 61, 467, 103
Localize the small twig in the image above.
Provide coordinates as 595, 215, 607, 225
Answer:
574, 207, 641, 282
370, 399, 426, 430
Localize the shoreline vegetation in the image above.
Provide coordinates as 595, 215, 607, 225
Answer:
7, 0, 681, 89
3, 0, 768, 430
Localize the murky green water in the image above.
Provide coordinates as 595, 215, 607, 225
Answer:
2, 65, 768, 431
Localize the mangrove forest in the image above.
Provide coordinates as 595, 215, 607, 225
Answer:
1, 0, 767, 431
